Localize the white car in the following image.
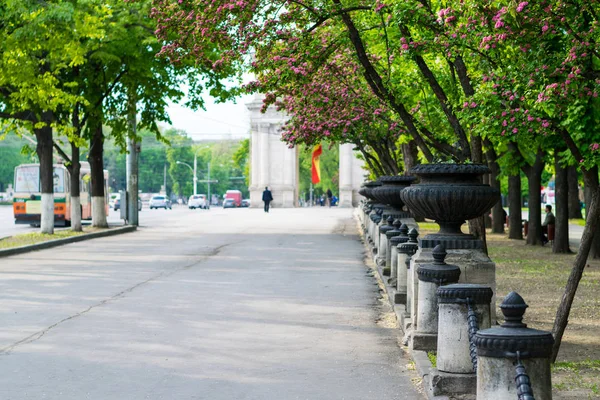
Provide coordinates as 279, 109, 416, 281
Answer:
188, 194, 208, 209
149, 195, 172, 210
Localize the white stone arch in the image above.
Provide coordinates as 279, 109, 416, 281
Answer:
247, 94, 365, 207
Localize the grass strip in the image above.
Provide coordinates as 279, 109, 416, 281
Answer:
0, 229, 88, 249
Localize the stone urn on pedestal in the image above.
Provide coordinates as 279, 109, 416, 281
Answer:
370, 175, 416, 219
360, 181, 382, 245
370, 176, 416, 269
400, 164, 500, 249
400, 164, 501, 337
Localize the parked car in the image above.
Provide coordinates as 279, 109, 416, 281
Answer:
188, 194, 208, 209
149, 195, 172, 210
113, 197, 142, 211
241, 199, 251, 207
223, 198, 236, 208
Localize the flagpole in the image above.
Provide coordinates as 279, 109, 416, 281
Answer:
309, 183, 314, 207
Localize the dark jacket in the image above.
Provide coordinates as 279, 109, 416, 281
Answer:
542, 211, 555, 227
262, 189, 273, 202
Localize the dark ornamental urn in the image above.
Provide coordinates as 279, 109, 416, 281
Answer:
361, 181, 382, 205
370, 175, 416, 217
362, 181, 381, 196
400, 164, 500, 249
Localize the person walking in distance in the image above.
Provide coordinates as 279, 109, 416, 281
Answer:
326, 188, 333, 208
262, 186, 273, 213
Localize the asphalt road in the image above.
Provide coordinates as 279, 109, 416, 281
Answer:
0, 207, 421, 400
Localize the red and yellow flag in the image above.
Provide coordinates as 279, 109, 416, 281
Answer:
311, 144, 322, 184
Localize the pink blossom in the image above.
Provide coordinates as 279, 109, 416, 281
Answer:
516, 2, 529, 12
512, 128, 518, 133
542, 25, 549, 33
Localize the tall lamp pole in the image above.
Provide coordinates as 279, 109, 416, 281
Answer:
193, 154, 198, 195
175, 161, 195, 196
207, 161, 211, 206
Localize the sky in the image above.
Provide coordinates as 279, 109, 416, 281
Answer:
164, 95, 253, 142
163, 78, 255, 142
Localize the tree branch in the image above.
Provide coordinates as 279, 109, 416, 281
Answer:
80, 67, 128, 128
331, 0, 434, 161
400, 24, 471, 161
306, 6, 372, 33
53, 141, 72, 165
0, 110, 35, 121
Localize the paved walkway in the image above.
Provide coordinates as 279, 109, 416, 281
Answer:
0, 208, 421, 399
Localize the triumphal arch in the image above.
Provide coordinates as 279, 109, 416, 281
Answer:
247, 94, 365, 208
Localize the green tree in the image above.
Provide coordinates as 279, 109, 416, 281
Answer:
0, 132, 32, 191
0, 0, 106, 233
165, 129, 194, 198
232, 138, 250, 187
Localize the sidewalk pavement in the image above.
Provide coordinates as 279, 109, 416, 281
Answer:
0, 207, 423, 400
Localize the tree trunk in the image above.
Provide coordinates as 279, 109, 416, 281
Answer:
485, 142, 504, 234
127, 87, 139, 226
70, 141, 82, 232
523, 150, 545, 246
70, 106, 82, 232
567, 165, 583, 219
88, 114, 108, 228
508, 173, 523, 239
401, 140, 419, 174
467, 133, 487, 253
34, 111, 54, 234
551, 170, 600, 361
584, 168, 600, 259
553, 152, 570, 253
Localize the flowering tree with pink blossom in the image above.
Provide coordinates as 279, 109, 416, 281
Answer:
274, 49, 416, 175
152, 0, 493, 165
440, 0, 600, 360
152, 0, 600, 361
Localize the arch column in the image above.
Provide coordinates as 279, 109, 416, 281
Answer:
339, 143, 366, 207
247, 94, 298, 208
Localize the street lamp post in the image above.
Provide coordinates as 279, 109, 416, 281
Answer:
193, 155, 198, 195
207, 161, 211, 206
175, 161, 195, 196
177, 146, 214, 203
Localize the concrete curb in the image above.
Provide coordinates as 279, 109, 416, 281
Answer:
0, 225, 137, 258
354, 213, 471, 400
